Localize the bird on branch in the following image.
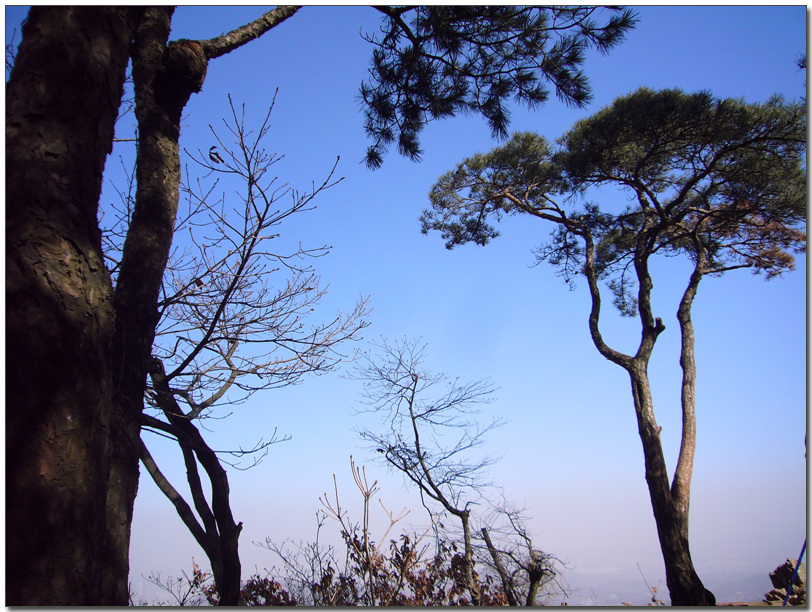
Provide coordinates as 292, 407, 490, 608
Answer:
209, 146, 225, 164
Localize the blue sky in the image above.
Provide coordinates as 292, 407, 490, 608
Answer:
5, 5, 807, 605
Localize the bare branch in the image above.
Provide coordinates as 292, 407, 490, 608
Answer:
139, 96, 368, 420
196, 6, 301, 60
353, 337, 505, 605
138, 438, 209, 548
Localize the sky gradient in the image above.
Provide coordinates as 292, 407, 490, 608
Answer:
5, 5, 807, 605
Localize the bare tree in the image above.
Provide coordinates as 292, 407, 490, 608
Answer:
477, 501, 568, 606
125, 97, 369, 605
354, 337, 505, 605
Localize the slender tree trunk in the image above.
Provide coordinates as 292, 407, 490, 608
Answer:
580, 230, 714, 606
630, 248, 713, 606
626, 361, 715, 605
6, 7, 139, 605
459, 510, 482, 605
146, 359, 243, 605
481, 527, 519, 606
672, 265, 704, 530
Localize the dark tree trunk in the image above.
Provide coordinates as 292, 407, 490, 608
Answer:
146, 359, 243, 606
627, 362, 715, 606
6, 7, 139, 605
7, 5, 300, 606
100, 5, 210, 604
115, 6, 248, 604
582, 234, 714, 606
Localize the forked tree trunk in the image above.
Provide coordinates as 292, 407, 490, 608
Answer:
145, 359, 243, 605
581, 231, 715, 606
6, 7, 139, 605
627, 362, 715, 606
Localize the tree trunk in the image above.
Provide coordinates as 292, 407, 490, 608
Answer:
6, 7, 139, 605
459, 510, 482, 605
672, 265, 704, 532
7, 6, 302, 605
481, 527, 519, 606
98, 5, 213, 604
627, 361, 715, 606
146, 359, 243, 605
119, 9, 248, 603
581, 232, 714, 606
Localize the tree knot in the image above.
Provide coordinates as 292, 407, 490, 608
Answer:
164, 39, 208, 95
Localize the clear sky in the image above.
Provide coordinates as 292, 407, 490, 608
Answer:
5, 5, 807, 605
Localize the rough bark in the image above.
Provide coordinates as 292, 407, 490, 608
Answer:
627, 361, 714, 605
102, 7, 299, 604
96, 8, 192, 604
7, 4, 335, 606
118, 8, 300, 604
197, 6, 300, 60
6, 7, 139, 605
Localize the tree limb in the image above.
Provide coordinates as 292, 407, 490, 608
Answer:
197, 6, 301, 60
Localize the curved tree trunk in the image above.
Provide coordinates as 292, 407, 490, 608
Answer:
103, 7, 184, 602
113, 7, 298, 604
581, 229, 714, 606
6, 7, 139, 605
145, 359, 243, 605
672, 265, 704, 530
627, 361, 715, 606
121, 8, 249, 604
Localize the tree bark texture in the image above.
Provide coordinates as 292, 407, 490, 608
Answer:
103, 6, 211, 603
626, 362, 715, 605
6, 7, 139, 605
6, 5, 302, 605
672, 265, 704, 531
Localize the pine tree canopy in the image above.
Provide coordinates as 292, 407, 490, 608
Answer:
361, 6, 638, 168
422, 87, 806, 312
